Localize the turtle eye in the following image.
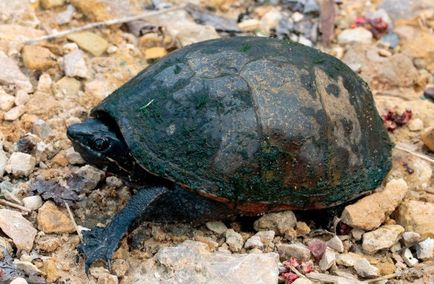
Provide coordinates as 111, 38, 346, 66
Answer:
92, 138, 110, 151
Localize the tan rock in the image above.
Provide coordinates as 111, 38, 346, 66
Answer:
0, 209, 36, 251
396, 27, 434, 62
342, 46, 418, 90
375, 260, 396, 276
362, 225, 405, 254
40, 0, 64, 9
421, 126, 434, 151
341, 179, 408, 230
238, 19, 260, 32
254, 210, 297, 234
397, 200, 434, 238
37, 236, 62, 252
70, 0, 112, 21
296, 221, 311, 235
66, 32, 108, 56
43, 257, 60, 283
53, 76, 81, 99
25, 91, 60, 119
37, 201, 75, 233
145, 47, 167, 60
22, 45, 57, 71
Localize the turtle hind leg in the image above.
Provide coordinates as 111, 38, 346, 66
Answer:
78, 186, 168, 273
143, 186, 237, 225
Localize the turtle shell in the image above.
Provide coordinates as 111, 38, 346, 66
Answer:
92, 37, 392, 212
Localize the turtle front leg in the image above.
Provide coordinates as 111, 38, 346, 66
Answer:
78, 186, 168, 273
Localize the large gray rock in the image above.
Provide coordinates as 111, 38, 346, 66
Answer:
131, 240, 279, 284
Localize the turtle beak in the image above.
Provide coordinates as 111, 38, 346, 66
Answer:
66, 123, 83, 142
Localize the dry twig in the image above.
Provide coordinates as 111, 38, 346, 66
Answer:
24, 5, 186, 44
64, 201, 83, 241
395, 144, 434, 164
0, 199, 31, 213
319, 0, 336, 47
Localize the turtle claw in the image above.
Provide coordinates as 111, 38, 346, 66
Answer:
77, 227, 119, 274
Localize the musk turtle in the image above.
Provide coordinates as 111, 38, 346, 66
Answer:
67, 37, 391, 270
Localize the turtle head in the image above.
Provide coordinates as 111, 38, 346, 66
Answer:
67, 118, 138, 182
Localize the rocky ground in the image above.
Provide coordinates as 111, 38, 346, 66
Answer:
0, 0, 433, 283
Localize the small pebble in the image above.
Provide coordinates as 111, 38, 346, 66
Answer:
327, 236, 344, 253
205, 221, 227, 235
15, 90, 30, 106
10, 277, 28, 284
75, 165, 105, 191
56, 5, 75, 25
296, 221, 310, 235
254, 210, 296, 235
338, 27, 373, 44
33, 119, 53, 139
22, 195, 43, 210
5, 152, 36, 176
362, 225, 404, 254
336, 253, 364, 267
319, 248, 336, 271
408, 118, 424, 131
106, 176, 123, 188
255, 230, 275, 246
107, 45, 118, 54
225, 229, 244, 252
36, 73, 53, 93
291, 12, 304, 22
4, 105, 25, 121
421, 127, 434, 151
402, 231, 421, 247
244, 235, 264, 249
416, 238, 434, 260
403, 248, 418, 267
66, 32, 108, 57
277, 243, 311, 261
0, 91, 15, 111
354, 258, 379, 278
63, 49, 90, 79
65, 147, 85, 165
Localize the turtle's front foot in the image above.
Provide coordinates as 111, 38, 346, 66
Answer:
76, 186, 169, 273
77, 227, 122, 273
